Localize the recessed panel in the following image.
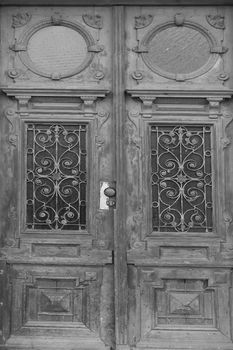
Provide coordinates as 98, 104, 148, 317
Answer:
155, 279, 214, 327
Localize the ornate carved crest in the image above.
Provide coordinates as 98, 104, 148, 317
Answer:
206, 15, 225, 29
134, 15, 153, 29
82, 14, 103, 29
12, 12, 31, 28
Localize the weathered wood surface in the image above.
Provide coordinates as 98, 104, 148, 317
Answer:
0, 4, 233, 350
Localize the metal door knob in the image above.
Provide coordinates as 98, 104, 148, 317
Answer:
104, 186, 116, 198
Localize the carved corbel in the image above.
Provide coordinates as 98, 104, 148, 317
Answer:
15, 95, 31, 109
139, 96, 156, 117
207, 97, 223, 119
80, 95, 98, 114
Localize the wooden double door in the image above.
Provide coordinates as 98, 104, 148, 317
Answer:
1, 4, 233, 350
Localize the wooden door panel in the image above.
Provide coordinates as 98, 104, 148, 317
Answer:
0, 6, 114, 350
1, 4, 233, 350
128, 266, 233, 349
125, 5, 233, 350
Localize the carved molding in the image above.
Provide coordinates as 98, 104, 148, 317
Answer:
127, 89, 233, 117
137, 20, 224, 81
2, 88, 110, 118
10, 18, 97, 80
2, 87, 109, 98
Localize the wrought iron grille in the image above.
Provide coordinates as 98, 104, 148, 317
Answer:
151, 125, 213, 233
26, 123, 87, 230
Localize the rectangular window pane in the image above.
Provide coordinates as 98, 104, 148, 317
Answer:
26, 123, 87, 230
151, 125, 213, 233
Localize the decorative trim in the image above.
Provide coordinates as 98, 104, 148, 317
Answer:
206, 15, 225, 29
221, 113, 233, 149
96, 111, 110, 147
4, 107, 18, 147
82, 14, 103, 29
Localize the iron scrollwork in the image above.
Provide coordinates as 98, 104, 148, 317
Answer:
26, 123, 87, 230
151, 125, 213, 233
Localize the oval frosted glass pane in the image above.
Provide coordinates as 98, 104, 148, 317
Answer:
27, 26, 87, 75
146, 27, 211, 75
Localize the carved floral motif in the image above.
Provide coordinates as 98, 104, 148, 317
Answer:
206, 15, 225, 29
134, 15, 153, 29
82, 14, 103, 29
12, 12, 31, 28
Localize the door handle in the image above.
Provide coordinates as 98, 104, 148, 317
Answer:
104, 186, 116, 208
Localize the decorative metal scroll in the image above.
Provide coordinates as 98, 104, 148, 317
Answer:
151, 125, 213, 233
26, 123, 87, 230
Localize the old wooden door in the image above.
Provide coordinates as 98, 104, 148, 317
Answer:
1, 4, 233, 350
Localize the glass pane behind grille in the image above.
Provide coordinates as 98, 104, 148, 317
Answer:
151, 125, 213, 233
26, 123, 87, 230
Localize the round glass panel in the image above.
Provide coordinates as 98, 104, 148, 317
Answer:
27, 26, 88, 75
145, 26, 211, 75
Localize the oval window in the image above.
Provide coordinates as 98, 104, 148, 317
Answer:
27, 26, 89, 77
142, 25, 215, 79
